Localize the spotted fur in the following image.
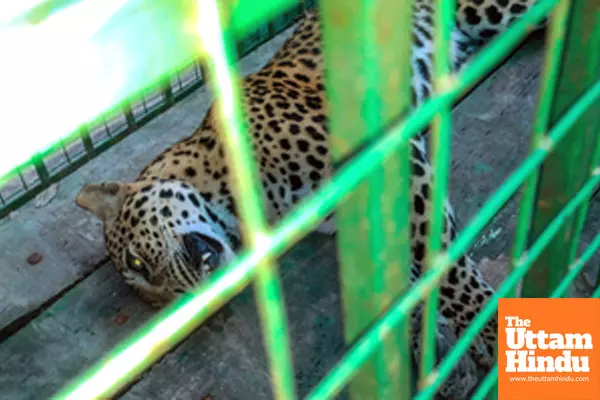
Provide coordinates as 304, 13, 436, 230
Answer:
76, 1, 544, 398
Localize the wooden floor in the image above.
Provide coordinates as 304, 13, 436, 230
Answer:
0, 24, 598, 400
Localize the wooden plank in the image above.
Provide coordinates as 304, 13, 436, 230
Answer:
0, 263, 151, 400
0, 233, 344, 400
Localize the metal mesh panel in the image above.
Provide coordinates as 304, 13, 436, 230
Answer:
0, 0, 315, 219
3, 0, 599, 399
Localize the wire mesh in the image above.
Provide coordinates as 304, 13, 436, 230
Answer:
54, 0, 600, 397
195, 1, 297, 397
521, 0, 600, 298
0, 0, 316, 219
1, 0, 598, 399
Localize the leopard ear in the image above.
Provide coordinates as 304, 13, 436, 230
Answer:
75, 182, 130, 223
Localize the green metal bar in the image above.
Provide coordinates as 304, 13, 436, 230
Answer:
54, 17, 600, 398
443, 224, 600, 400
79, 125, 95, 158
229, 0, 298, 39
593, 286, 600, 298
31, 153, 50, 185
475, 233, 600, 399
589, 123, 600, 292
551, 233, 600, 297
510, 0, 572, 299
555, 11, 600, 272
308, 76, 600, 400
1, 0, 552, 221
415, 172, 600, 400
0, 0, 306, 216
471, 364, 499, 400
319, 0, 414, 397
196, 1, 296, 399
420, 0, 455, 389
522, 0, 600, 298
566, 121, 600, 271
553, 121, 600, 298
16, 168, 29, 189
50, 1, 570, 396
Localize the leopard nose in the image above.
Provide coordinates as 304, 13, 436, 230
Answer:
181, 231, 224, 271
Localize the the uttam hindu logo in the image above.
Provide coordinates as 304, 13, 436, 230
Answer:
504, 315, 592, 373
498, 298, 600, 400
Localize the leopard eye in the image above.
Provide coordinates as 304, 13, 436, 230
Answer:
125, 250, 146, 271
124, 250, 153, 282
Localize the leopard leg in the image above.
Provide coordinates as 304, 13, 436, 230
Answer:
410, 141, 498, 372
410, 302, 480, 399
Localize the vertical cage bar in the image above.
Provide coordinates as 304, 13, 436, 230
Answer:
17, 168, 28, 189
31, 153, 50, 184
414, 170, 600, 400
567, 122, 600, 295
471, 364, 499, 400
195, 1, 297, 399
122, 102, 138, 131
319, 0, 414, 397
162, 80, 175, 106
510, 0, 570, 302
551, 232, 600, 298
79, 125, 95, 156
521, 0, 600, 298
58, 138, 72, 164
140, 95, 150, 114
420, 0, 455, 389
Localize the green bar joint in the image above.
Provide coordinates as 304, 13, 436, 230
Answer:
509, 0, 572, 299
522, 0, 600, 298
471, 364, 499, 400
416, 172, 600, 399
48, 1, 600, 398
551, 233, 600, 298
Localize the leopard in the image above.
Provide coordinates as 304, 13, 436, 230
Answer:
75, 1, 546, 398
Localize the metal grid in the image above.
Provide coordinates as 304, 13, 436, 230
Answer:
9, 0, 597, 398
0, 0, 315, 219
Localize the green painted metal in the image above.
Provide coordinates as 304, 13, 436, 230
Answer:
415, 168, 600, 400
195, 1, 297, 398
420, 0, 455, 390
521, 0, 600, 298
0, 0, 314, 219
319, 0, 414, 398
3, 0, 597, 398
471, 364, 499, 400
510, 0, 573, 300
472, 215, 600, 399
